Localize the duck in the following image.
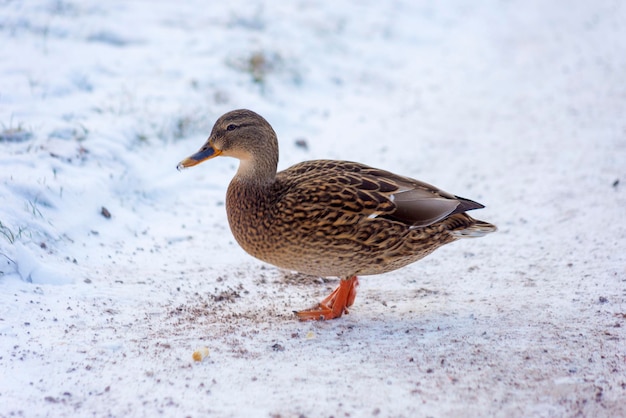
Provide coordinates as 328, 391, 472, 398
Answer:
177, 109, 496, 320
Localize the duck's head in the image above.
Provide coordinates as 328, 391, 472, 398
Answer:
177, 109, 279, 180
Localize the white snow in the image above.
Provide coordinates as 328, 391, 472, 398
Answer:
1, 0, 625, 417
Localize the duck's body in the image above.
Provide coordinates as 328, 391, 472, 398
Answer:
227, 159, 492, 278
178, 109, 496, 320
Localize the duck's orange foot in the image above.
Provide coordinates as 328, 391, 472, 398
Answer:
296, 276, 359, 321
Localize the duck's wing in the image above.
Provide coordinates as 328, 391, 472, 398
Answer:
276, 160, 484, 228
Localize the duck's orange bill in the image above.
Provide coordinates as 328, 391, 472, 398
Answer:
177, 144, 221, 170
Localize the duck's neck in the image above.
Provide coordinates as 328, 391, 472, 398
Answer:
234, 153, 278, 186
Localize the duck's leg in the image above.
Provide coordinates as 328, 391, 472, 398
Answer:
296, 276, 359, 321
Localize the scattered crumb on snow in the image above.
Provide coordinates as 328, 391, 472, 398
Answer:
1, 0, 625, 417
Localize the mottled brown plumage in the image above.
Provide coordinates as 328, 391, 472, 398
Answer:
178, 109, 496, 320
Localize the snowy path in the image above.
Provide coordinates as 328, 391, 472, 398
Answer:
1, 1, 625, 417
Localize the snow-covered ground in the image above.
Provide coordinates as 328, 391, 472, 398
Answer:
1, 0, 625, 416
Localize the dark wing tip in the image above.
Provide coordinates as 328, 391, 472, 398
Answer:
452, 196, 485, 214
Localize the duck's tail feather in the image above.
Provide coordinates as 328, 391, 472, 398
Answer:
449, 218, 497, 238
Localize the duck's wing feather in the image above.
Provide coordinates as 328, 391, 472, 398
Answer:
276, 160, 484, 228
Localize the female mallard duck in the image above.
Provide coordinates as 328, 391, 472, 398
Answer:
178, 109, 496, 320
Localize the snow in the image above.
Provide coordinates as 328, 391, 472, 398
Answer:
1, 0, 625, 416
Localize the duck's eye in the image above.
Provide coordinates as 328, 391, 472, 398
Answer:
226, 124, 237, 131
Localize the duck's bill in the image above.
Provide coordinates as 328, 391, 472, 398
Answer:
177, 145, 222, 171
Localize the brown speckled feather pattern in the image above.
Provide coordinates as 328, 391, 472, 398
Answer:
226, 158, 494, 277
